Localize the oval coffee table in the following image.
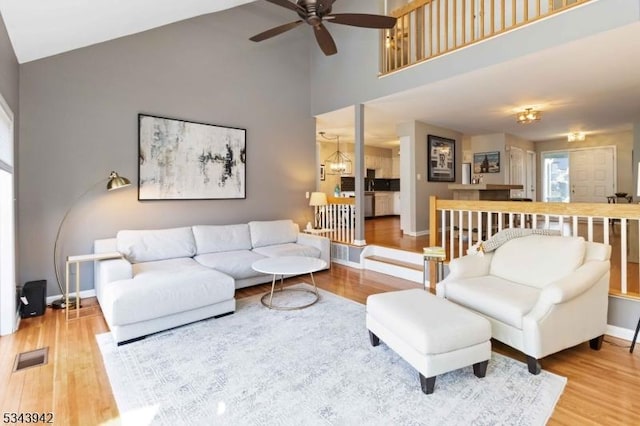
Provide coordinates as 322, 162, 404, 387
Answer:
251, 256, 327, 310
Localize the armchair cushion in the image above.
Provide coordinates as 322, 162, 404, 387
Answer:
444, 276, 541, 329
489, 235, 586, 288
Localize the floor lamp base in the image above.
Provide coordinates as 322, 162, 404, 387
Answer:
50, 296, 80, 310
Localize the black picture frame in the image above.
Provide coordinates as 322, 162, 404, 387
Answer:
473, 151, 500, 174
138, 114, 246, 200
320, 164, 326, 181
427, 135, 455, 182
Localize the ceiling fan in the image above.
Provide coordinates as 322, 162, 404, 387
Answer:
250, 0, 397, 56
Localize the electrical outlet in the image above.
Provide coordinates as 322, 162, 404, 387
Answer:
305, 191, 310, 199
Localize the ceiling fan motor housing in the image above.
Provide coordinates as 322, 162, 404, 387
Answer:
297, 0, 332, 25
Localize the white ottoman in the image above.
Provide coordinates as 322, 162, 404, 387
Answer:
366, 289, 491, 394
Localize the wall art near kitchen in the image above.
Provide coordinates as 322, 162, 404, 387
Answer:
473, 151, 500, 174
427, 135, 455, 182
138, 114, 246, 200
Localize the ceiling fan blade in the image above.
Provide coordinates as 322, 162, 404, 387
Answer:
326, 13, 397, 29
265, 0, 305, 13
249, 20, 303, 42
314, 23, 337, 56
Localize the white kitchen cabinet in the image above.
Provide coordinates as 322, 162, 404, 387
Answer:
392, 156, 400, 178
393, 192, 400, 215
374, 192, 393, 216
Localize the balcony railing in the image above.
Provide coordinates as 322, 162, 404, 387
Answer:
381, 0, 591, 74
428, 196, 640, 298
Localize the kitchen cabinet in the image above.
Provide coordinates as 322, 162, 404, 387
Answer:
393, 192, 400, 215
392, 156, 400, 178
364, 153, 394, 178
374, 192, 393, 216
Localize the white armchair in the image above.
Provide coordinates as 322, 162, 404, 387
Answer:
436, 234, 611, 374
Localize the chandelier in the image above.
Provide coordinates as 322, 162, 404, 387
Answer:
321, 132, 352, 175
516, 108, 542, 124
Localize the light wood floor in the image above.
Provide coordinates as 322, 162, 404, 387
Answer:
0, 219, 638, 425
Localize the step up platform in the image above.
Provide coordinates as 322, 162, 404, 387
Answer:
361, 245, 427, 285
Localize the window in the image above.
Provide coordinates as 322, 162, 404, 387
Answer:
0, 92, 15, 336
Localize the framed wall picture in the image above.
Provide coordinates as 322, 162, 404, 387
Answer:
473, 151, 500, 173
138, 114, 246, 200
427, 135, 455, 182
320, 164, 326, 181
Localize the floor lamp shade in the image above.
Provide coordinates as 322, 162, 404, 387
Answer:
51, 171, 131, 309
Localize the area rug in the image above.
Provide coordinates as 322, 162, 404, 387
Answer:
97, 285, 566, 426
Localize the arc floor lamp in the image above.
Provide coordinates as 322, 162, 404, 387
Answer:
51, 171, 130, 309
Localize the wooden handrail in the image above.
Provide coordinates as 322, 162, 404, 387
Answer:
429, 196, 640, 298
381, 0, 591, 75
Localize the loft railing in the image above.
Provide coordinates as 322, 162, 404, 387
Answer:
428, 196, 640, 298
381, 0, 591, 74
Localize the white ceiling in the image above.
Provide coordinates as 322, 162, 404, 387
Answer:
317, 21, 640, 147
1, 1, 638, 148
0, 0, 254, 63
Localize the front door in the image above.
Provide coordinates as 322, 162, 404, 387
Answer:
570, 147, 615, 203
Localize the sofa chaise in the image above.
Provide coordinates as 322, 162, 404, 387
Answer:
436, 234, 611, 374
94, 219, 330, 344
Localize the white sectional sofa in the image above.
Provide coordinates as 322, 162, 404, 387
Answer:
94, 219, 330, 344
436, 234, 611, 374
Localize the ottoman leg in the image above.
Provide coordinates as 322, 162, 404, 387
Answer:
526, 356, 541, 375
419, 373, 436, 395
473, 360, 488, 378
368, 330, 380, 347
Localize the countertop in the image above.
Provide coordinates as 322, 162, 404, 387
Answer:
448, 184, 523, 190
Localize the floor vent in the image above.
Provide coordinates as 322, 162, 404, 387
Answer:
13, 347, 48, 372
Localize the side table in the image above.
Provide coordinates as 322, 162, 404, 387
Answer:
423, 247, 445, 291
65, 252, 122, 320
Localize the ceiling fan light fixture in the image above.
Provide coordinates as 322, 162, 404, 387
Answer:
516, 108, 541, 124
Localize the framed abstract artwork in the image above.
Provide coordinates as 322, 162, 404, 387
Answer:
473, 151, 500, 173
427, 135, 455, 182
138, 114, 246, 200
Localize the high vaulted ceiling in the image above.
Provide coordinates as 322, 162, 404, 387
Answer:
0, 0, 254, 63
1, 1, 639, 147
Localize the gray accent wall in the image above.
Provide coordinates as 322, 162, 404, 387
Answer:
17, 4, 316, 295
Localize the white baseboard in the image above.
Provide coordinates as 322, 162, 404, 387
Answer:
46, 289, 97, 305
606, 324, 635, 342
331, 258, 362, 269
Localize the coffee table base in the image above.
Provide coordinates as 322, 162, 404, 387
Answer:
261, 273, 320, 311
260, 287, 320, 310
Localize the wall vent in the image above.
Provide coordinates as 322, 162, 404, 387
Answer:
331, 243, 349, 262
13, 347, 48, 372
